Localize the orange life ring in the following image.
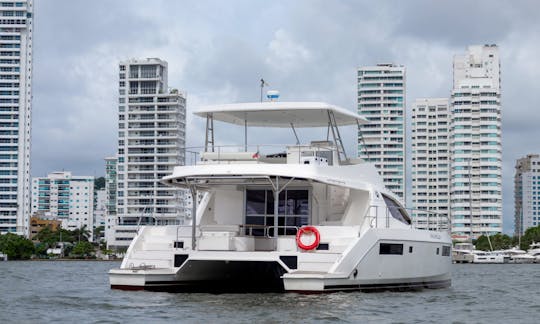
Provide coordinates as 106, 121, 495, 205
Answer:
296, 226, 320, 250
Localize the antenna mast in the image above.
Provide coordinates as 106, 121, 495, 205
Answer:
260, 78, 269, 102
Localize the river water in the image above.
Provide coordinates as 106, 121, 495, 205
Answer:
0, 261, 538, 323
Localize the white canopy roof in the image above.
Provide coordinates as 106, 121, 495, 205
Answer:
162, 163, 387, 194
193, 102, 368, 128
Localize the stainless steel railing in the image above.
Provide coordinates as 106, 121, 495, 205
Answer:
184, 143, 339, 166
364, 205, 451, 232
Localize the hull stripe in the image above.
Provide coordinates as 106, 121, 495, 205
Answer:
111, 279, 451, 293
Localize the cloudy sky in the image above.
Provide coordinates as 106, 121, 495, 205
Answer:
31, 0, 540, 233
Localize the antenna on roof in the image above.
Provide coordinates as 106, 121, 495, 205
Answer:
260, 78, 269, 102
266, 90, 280, 101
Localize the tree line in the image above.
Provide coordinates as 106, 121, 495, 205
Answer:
0, 225, 104, 260
473, 224, 540, 251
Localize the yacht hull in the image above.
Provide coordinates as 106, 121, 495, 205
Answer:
110, 263, 451, 293
110, 228, 452, 293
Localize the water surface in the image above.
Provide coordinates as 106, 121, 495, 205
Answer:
0, 261, 538, 323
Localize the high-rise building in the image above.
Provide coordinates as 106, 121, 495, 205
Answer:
31, 171, 95, 240
514, 154, 540, 237
104, 157, 117, 217
0, 0, 33, 235
104, 156, 117, 246
93, 189, 106, 229
357, 64, 406, 201
113, 58, 186, 247
450, 45, 502, 240
411, 98, 450, 230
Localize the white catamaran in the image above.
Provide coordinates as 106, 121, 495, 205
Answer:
109, 101, 452, 292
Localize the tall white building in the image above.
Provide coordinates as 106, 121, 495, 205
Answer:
104, 156, 117, 246
450, 45, 502, 239
31, 171, 95, 240
514, 154, 540, 236
113, 58, 186, 247
93, 189, 106, 226
411, 98, 450, 230
357, 64, 406, 201
0, 0, 33, 235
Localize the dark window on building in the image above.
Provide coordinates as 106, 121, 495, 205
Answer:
442, 245, 451, 256
436, 247, 440, 255
409, 246, 413, 253
380, 243, 403, 255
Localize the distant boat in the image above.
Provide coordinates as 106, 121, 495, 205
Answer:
503, 248, 536, 264
453, 243, 474, 263
527, 242, 540, 263
452, 243, 507, 264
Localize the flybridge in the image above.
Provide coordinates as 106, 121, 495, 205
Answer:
194, 101, 368, 165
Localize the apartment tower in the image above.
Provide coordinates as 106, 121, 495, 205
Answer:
450, 45, 502, 239
357, 64, 406, 201
31, 171, 95, 240
514, 154, 540, 237
114, 58, 186, 247
0, 0, 33, 235
411, 98, 450, 230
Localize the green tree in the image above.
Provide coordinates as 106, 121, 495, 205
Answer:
474, 234, 513, 251
71, 241, 94, 258
34, 226, 74, 245
72, 225, 90, 242
520, 225, 540, 250
34, 242, 49, 257
0, 233, 35, 260
94, 225, 104, 242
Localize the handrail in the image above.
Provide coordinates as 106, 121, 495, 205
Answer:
184, 143, 340, 166
266, 225, 300, 238
176, 225, 198, 243
364, 205, 451, 233
239, 224, 300, 237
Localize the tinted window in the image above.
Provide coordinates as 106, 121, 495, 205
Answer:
382, 194, 411, 225
442, 245, 451, 256
380, 243, 403, 255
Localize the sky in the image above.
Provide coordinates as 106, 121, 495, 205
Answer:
30, 0, 540, 234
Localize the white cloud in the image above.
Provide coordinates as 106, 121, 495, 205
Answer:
265, 29, 313, 72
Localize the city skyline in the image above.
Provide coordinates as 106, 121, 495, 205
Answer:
28, 1, 540, 234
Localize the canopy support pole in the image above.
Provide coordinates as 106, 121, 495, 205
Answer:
327, 110, 348, 163
290, 123, 300, 145
267, 176, 296, 239
244, 119, 248, 152
188, 182, 197, 250
273, 177, 279, 238
204, 113, 214, 152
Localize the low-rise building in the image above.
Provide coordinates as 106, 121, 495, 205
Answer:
29, 216, 61, 240
31, 171, 95, 240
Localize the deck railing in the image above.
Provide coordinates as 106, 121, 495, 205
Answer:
184, 143, 339, 166
364, 205, 451, 232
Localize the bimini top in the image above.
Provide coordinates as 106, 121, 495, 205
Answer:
193, 101, 368, 128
